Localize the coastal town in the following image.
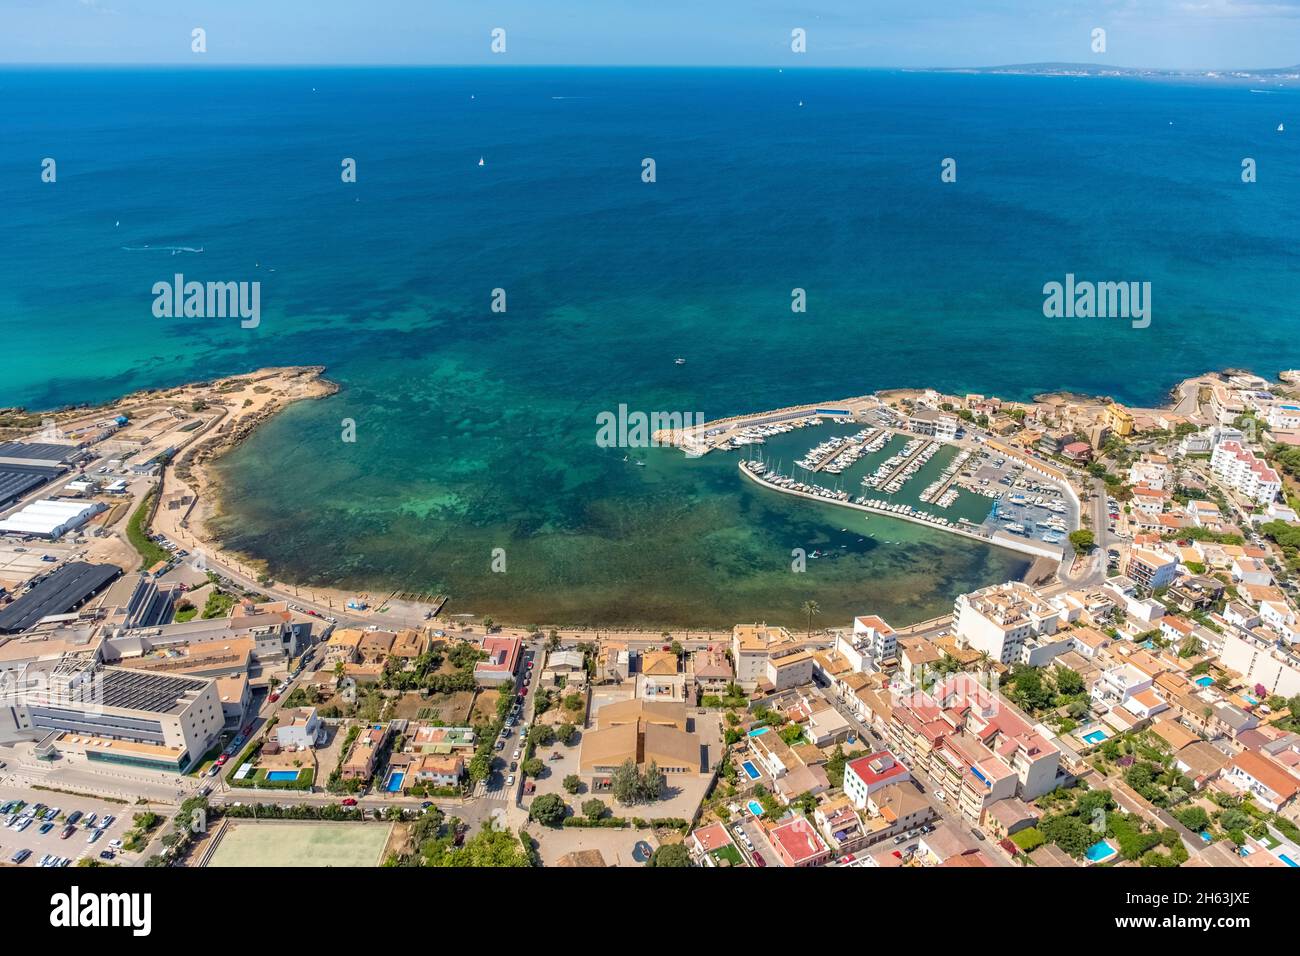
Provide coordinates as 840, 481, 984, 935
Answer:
3, 366, 1300, 872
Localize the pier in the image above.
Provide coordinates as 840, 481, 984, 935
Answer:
809, 428, 883, 473
877, 439, 938, 488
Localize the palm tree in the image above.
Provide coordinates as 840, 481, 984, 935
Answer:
800, 600, 821, 638
976, 651, 992, 675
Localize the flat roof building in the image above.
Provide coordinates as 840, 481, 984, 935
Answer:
8, 657, 223, 771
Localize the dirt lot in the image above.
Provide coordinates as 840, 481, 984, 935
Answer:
389, 690, 477, 723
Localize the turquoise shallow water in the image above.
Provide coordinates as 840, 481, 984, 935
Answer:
2, 67, 1298, 627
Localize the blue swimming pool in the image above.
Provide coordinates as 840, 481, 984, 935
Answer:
747, 727, 771, 737
385, 770, 405, 792
264, 770, 300, 782
747, 800, 764, 816
1280, 853, 1298, 867
741, 761, 760, 780
1082, 730, 1108, 745
1086, 839, 1117, 863
1195, 675, 1214, 687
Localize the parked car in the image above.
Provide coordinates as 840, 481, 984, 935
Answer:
752, 852, 766, 868
60, 825, 76, 840
506, 775, 516, 786
10, 848, 31, 864
341, 798, 358, 806
99, 851, 116, 861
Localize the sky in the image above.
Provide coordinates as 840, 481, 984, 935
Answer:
1, 0, 1299, 68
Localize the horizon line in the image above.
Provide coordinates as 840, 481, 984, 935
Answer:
1, 61, 1297, 73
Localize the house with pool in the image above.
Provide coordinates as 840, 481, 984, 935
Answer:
341, 723, 390, 783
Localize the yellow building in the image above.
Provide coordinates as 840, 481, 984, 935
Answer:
1105, 403, 1134, 437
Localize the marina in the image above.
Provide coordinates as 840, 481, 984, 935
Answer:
738, 459, 1063, 561
674, 391, 1083, 563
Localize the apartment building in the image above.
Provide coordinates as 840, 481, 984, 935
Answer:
953, 582, 1059, 665
1124, 548, 1179, 592
872, 674, 1063, 815
1210, 441, 1281, 504
842, 750, 911, 809
836, 615, 897, 670
731, 624, 831, 690
1220, 629, 1300, 698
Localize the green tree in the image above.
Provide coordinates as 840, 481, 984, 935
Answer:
528, 793, 567, 826
1068, 529, 1095, 552
800, 600, 821, 637
563, 774, 581, 794
1040, 813, 1094, 857
1055, 667, 1085, 697
825, 745, 846, 788
648, 844, 691, 867
611, 759, 641, 804
581, 798, 607, 820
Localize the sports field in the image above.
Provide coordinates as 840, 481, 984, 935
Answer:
206, 821, 392, 867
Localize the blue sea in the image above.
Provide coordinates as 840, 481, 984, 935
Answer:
1, 67, 1297, 627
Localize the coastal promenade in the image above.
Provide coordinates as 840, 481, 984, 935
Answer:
737, 460, 1064, 562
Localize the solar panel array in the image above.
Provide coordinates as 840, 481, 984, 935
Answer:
0, 561, 120, 633
96, 667, 206, 713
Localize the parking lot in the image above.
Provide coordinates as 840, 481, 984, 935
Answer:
1, 787, 139, 867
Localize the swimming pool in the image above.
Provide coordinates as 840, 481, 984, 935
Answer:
264, 770, 300, 782
1280, 853, 1298, 867
747, 800, 764, 816
1195, 675, 1214, 687
747, 727, 771, 737
741, 761, 760, 780
384, 770, 406, 792
1082, 729, 1108, 745
1085, 839, 1118, 863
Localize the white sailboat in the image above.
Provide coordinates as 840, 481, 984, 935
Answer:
478, 156, 485, 166
1278, 123, 1285, 132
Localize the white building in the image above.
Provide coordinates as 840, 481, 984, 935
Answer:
1220, 630, 1300, 698
0, 499, 106, 538
3, 657, 223, 772
953, 582, 1059, 665
1267, 403, 1300, 431
275, 707, 323, 749
836, 615, 897, 670
1210, 442, 1281, 504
